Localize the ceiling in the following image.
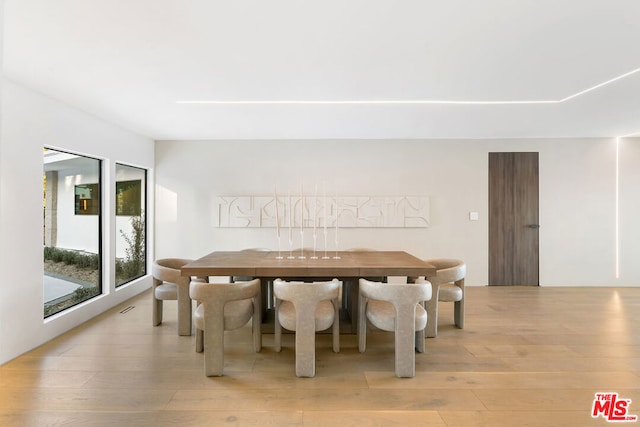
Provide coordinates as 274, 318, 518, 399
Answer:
4, 0, 640, 140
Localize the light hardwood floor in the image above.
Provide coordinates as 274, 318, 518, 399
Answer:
1, 286, 639, 426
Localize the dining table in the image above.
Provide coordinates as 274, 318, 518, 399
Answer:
181, 250, 436, 333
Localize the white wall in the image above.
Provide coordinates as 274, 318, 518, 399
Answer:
537, 139, 618, 285
155, 138, 640, 288
619, 138, 640, 284
54, 166, 101, 253
0, 0, 4, 364
0, 80, 154, 365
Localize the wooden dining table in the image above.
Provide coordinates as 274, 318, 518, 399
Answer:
181, 250, 436, 333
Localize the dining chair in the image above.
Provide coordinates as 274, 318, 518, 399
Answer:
423, 258, 466, 338
152, 258, 198, 336
190, 278, 261, 376
358, 278, 432, 378
273, 278, 341, 377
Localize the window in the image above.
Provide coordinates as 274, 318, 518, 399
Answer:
115, 164, 147, 287
116, 180, 142, 216
75, 183, 100, 215
43, 148, 102, 317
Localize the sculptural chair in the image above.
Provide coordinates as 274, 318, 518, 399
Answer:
423, 259, 466, 338
190, 278, 262, 377
358, 278, 432, 378
152, 258, 198, 336
273, 278, 341, 377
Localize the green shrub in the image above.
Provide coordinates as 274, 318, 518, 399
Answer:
53, 251, 64, 262
62, 251, 76, 265
44, 246, 66, 263
76, 255, 89, 268
73, 286, 96, 302
44, 247, 98, 270
75, 253, 99, 269
115, 259, 125, 276
118, 213, 145, 284
43, 246, 54, 259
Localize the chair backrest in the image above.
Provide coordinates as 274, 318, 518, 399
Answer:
359, 278, 432, 306
190, 279, 261, 305
273, 279, 340, 307
152, 258, 193, 283
428, 259, 466, 283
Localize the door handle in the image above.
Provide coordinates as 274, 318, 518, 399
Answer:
527, 224, 540, 229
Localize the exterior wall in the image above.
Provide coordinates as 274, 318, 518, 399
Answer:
53, 166, 101, 253
155, 138, 640, 288
0, 80, 154, 365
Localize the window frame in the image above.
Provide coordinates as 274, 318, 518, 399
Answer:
114, 163, 148, 288
43, 147, 103, 318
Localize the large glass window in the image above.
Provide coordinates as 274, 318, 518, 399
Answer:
115, 163, 147, 287
43, 148, 102, 317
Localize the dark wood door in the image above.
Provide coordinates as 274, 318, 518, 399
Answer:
488, 152, 539, 285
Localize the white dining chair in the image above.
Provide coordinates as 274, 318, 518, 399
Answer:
423, 258, 466, 338
358, 278, 432, 378
152, 258, 197, 336
190, 278, 261, 376
273, 278, 341, 377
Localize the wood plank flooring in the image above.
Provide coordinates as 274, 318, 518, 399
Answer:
1, 286, 639, 426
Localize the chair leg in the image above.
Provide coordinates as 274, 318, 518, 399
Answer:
395, 303, 418, 378
177, 285, 192, 336
425, 283, 440, 338
454, 279, 464, 329
195, 329, 204, 353
415, 329, 425, 353
454, 298, 464, 329
153, 297, 163, 326
152, 279, 162, 326
294, 321, 316, 378
203, 316, 225, 377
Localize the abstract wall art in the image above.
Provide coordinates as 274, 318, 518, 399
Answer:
215, 195, 429, 228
